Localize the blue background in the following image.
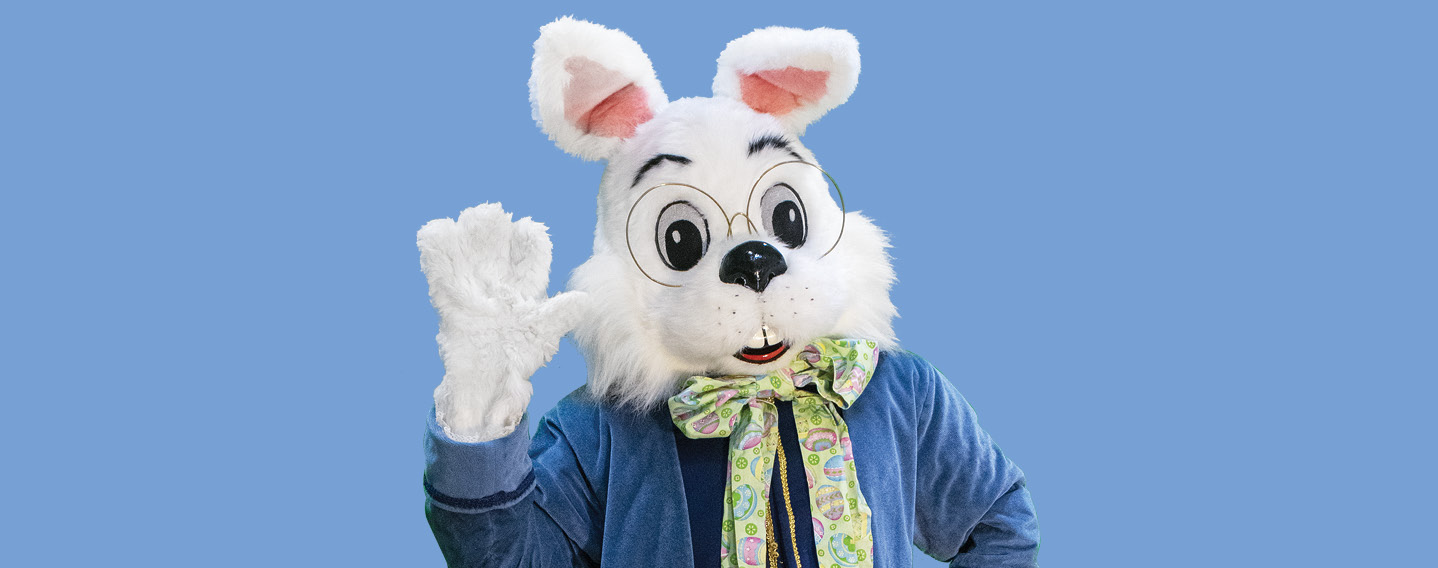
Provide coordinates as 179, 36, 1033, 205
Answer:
3, 1, 1434, 566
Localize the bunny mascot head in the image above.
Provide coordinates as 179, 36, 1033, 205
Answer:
531, 17, 897, 409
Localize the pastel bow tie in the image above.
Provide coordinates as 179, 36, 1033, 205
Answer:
669, 338, 879, 568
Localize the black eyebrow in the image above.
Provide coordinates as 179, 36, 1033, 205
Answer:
747, 134, 804, 161
632, 154, 692, 188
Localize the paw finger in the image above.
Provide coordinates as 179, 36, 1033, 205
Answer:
530, 291, 591, 342
509, 216, 554, 301
455, 203, 517, 296
417, 217, 461, 289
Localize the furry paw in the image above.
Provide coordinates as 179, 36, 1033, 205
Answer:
418, 203, 590, 441
418, 203, 554, 310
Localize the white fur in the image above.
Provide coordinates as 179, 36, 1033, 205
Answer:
418, 204, 588, 441
530, 17, 669, 161
712, 27, 861, 135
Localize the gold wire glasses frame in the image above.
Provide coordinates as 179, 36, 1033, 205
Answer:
624, 160, 847, 287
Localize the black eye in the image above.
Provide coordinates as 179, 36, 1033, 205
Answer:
760, 184, 807, 248
655, 201, 709, 271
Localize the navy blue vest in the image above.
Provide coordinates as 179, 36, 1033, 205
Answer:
673, 401, 821, 568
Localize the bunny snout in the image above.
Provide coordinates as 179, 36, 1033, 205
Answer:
719, 240, 788, 293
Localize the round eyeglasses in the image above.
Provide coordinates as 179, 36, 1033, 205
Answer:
625, 160, 847, 287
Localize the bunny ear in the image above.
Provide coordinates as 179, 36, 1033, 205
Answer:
530, 17, 668, 161
713, 27, 860, 135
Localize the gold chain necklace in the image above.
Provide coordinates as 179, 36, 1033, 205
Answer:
765, 439, 803, 568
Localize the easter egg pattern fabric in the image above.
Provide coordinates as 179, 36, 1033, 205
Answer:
739, 536, 763, 566
828, 532, 861, 566
670, 338, 879, 568
803, 427, 837, 452
815, 484, 846, 520
732, 485, 758, 521
824, 455, 846, 482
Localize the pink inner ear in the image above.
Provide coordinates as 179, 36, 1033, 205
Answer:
563, 56, 654, 139
577, 83, 652, 138
739, 67, 830, 116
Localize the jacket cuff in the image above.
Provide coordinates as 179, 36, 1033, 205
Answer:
423, 407, 535, 513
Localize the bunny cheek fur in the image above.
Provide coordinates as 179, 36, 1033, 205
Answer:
569, 98, 897, 411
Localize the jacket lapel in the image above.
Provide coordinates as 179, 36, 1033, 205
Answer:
601, 408, 697, 566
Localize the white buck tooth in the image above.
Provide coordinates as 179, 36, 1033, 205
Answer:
744, 325, 781, 350
745, 326, 769, 349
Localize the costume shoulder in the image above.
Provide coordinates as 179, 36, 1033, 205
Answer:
875, 349, 937, 378
531, 386, 609, 455
868, 349, 948, 406
531, 385, 673, 470
537, 386, 608, 430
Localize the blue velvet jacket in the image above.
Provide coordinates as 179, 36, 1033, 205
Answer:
423, 351, 1040, 567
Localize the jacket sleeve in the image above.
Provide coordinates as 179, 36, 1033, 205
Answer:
908, 358, 1041, 568
423, 407, 604, 567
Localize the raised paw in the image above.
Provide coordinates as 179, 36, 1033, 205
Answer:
417, 203, 554, 315
419, 203, 591, 390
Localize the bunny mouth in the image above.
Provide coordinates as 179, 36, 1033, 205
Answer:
735, 325, 789, 364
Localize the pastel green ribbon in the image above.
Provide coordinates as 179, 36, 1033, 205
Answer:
669, 338, 880, 568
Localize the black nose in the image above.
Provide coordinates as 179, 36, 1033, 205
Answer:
719, 241, 788, 293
